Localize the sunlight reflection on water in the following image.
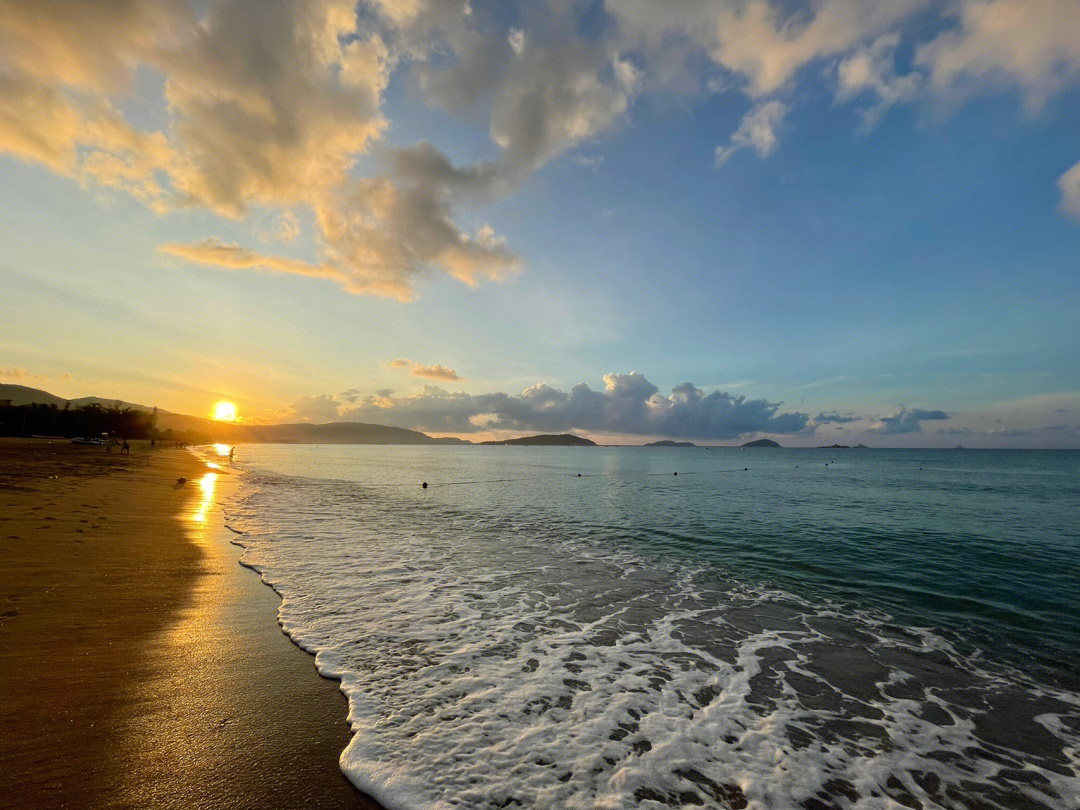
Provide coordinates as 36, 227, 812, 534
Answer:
192, 472, 216, 524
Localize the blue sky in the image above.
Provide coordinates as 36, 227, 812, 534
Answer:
2, 0, 1079, 446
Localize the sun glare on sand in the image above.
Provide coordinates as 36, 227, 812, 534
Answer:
212, 401, 237, 422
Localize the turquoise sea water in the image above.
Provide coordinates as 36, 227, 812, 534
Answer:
225, 446, 1080, 809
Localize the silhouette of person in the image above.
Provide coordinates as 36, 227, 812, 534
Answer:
120, 437, 130, 455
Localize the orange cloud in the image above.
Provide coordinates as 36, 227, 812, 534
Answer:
158, 238, 413, 301
0, 0, 517, 300
0, 367, 45, 382
388, 358, 462, 382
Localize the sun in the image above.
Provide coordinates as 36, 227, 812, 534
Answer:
212, 401, 237, 422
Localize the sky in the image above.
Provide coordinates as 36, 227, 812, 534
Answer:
2, 0, 1079, 447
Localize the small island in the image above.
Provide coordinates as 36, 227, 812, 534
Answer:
643, 440, 696, 448
478, 433, 596, 446
741, 438, 781, 448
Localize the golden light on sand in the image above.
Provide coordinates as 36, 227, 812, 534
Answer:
192, 472, 216, 524
212, 401, 237, 421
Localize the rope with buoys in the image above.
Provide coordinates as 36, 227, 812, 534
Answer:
416, 467, 753, 488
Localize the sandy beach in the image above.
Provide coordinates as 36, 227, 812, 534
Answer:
0, 439, 381, 809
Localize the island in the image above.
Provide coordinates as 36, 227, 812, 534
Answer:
643, 440, 696, 448
741, 438, 781, 448
477, 433, 596, 446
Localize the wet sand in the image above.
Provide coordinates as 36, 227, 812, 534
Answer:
0, 439, 382, 809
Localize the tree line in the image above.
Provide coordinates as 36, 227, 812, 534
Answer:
0, 402, 157, 439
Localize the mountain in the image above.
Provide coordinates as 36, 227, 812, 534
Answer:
741, 438, 781, 448
478, 433, 596, 446
237, 422, 468, 445
0, 384, 70, 407
643, 440, 696, 447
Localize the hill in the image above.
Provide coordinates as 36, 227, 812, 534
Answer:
478, 433, 596, 446
237, 422, 468, 445
643, 440, 696, 448
0, 384, 70, 407
741, 438, 781, 448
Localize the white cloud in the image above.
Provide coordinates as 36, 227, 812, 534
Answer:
714, 100, 788, 166
915, 0, 1080, 110
1057, 160, 1080, 221
836, 34, 921, 127
610, 0, 927, 97
508, 28, 525, 57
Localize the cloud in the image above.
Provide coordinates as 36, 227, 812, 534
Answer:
332, 372, 809, 439
835, 34, 921, 127
0, 367, 45, 382
408, 2, 643, 176
389, 358, 463, 381
274, 212, 301, 244
815, 411, 859, 424
314, 157, 520, 295
339, 388, 362, 403
915, 0, 1080, 111
7, 0, 1080, 301
0, 0, 517, 300
714, 100, 788, 166
1058, 160, 1080, 221
158, 237, 364, 291
281, 394, 343, 423
871, 408, 950, 434
611, 0, 926, 97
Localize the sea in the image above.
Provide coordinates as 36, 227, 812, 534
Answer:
219, 445, 1080, 810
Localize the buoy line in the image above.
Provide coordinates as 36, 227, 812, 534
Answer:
341, 467, 754, 490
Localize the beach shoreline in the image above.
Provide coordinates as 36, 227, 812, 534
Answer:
0, 438, 382, 809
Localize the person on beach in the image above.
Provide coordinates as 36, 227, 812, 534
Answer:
229, 446, 234, 462
121, 437, 130, 455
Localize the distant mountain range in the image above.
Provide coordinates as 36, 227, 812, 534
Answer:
0, 384, 585, 446
643, 440, 696, 448
741, 438, 781, 448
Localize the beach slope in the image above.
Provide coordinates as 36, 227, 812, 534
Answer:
0, 439, 380, 809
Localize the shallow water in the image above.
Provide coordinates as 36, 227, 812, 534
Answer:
224, 446, 1080, 810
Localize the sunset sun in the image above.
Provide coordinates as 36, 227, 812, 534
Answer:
212, 401, 237, 422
